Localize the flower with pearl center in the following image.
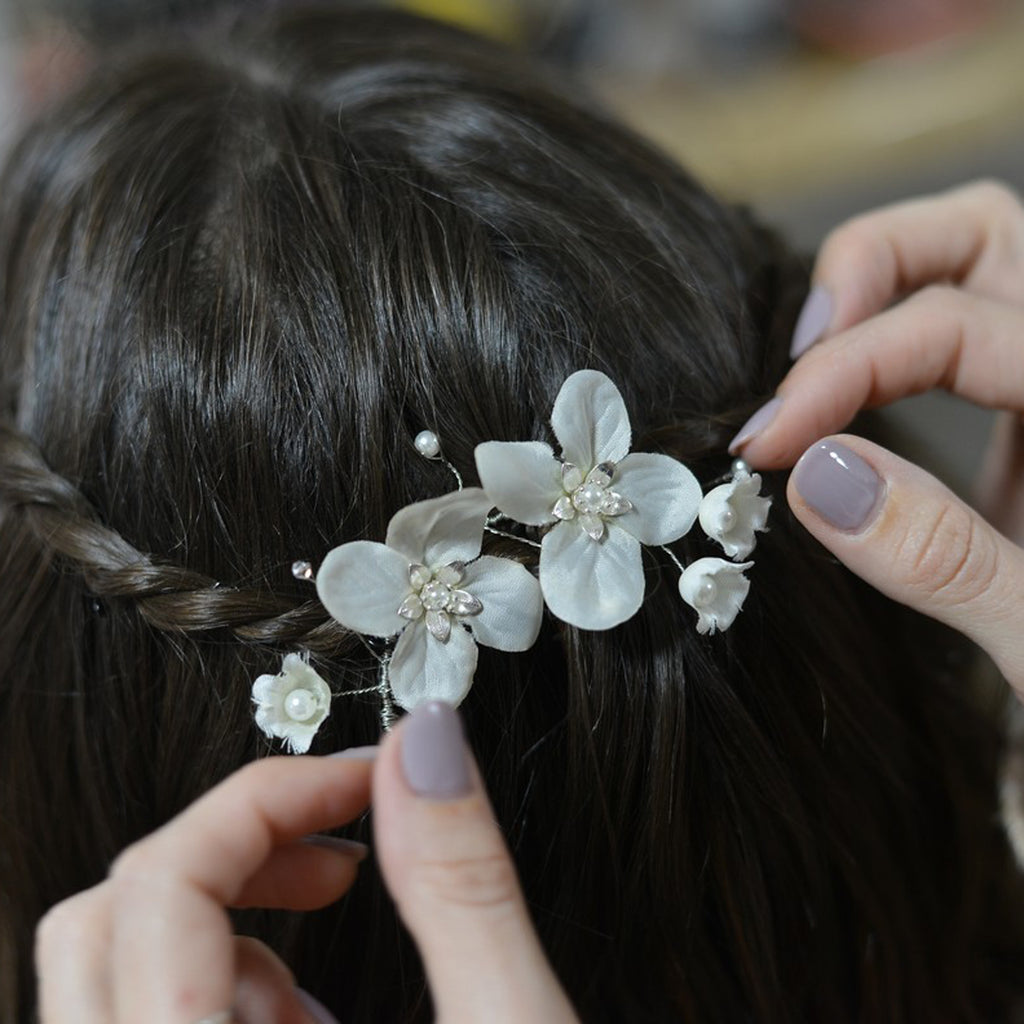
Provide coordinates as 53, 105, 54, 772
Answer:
698, 470, 771, 560
316, 488, 543, 710
251, 653, 332, 754
475, 369, 702, 630
677, 557, 753, 635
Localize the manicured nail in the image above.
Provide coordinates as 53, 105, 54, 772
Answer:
792, 440, 883, 532
329, 745, 379, 759
401, 701, 472, 799
295, 987, 341, 1024
729, 396, 782, 453
790, 284, 833, 359
301, 835, 370, 861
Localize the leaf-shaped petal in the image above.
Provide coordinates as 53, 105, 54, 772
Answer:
425, 609, 451, 642
389, 619, 479, 711
539, 521, 643, 630
461, 555, 544, 652
613, 452, 702, 546
385, 488, 492, 568
550, 369, 631, 469
317, 541, 411, 638
475, 440, 562, 526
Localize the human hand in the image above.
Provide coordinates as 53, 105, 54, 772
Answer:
372, 700, 579, 1024
729, 180, 1024, 693
35, 754, 375, 1023
36, 701, 579, 1024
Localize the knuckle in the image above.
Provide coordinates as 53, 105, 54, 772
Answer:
409, 850, 521, 912
902, 501, 998, 605
965, 178, 1022, 216
35, 893, 98, 960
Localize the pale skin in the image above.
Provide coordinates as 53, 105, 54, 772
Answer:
735, 179, 1024, 695
35, 726, 580, 1024
35, 180, 1024, 1020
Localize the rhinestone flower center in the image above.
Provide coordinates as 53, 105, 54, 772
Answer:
397, 561, 483, 643
551, 461, 634, 542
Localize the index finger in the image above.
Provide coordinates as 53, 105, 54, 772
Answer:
735, 286, 1024, 469
811, 180, 1024, 341
109, 755, 372, 1023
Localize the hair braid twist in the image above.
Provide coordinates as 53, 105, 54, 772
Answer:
0, 425, 353, 654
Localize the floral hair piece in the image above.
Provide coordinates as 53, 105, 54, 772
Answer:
252, 370, 770, 750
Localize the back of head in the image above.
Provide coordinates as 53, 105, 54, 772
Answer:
1, 8, 1021, 1021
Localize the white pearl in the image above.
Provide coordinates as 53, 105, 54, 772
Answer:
731, 457, 751, 479
284, 688, 317, 723
695, 578, 718, 607
420, 579, 452, 611
719, 507, 736, 531
414, 430, 441, 458
572, 481, 607, 515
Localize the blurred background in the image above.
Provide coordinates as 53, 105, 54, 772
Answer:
3, 0, 1022, 493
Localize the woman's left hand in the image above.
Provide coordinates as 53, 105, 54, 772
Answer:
35, 755, 374, 1023
35, 699, 580, 1023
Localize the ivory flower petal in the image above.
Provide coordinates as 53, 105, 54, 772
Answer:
389, 619, 479, 710
474, 441, 562, 526
252, 653, 332, 754
550, 369, 631, 469
698, 472, 771, 560
678, 558, 753, 635
540, 520, 644, 630
614, 451, 702, 546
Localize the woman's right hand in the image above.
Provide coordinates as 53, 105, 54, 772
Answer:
730, 180, 1024, 694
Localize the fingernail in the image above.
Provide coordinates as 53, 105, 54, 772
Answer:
790, 284, 833, 359
301, 835, 370, 861
295, 987, 341, 1024
792, 440, 883, 532
329, 745, 378, 759
401, 701, 472, 800
729, 396, 782, 453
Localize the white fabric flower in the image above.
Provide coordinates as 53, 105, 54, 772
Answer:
251, 652, 332, 754
677, 557, 753, 635
698, 471, 771, 560
475, 369, 702, 630
315, 488, 544, 710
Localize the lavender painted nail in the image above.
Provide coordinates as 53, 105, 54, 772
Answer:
792, 440, 883, 532
401, 701, 472, 799
301, 835, 370, 861
296, 987, 342, 1024
729, 396, 782, 453
790, 284, 833, 359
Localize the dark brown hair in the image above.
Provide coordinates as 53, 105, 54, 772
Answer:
1, 8, 1021, 1021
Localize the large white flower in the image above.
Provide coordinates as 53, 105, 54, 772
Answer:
252, 652, 333, 754
698, 470, 771, 560
315, 488, 543, 710
678, 557, 753, 635
475, 369, 702, 630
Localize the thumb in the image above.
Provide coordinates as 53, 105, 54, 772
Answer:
372, 701, 578, 1024
788, 435, 1024, 694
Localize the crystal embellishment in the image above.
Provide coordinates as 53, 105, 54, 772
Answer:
549, 462, 634, 542
397, 561, 483, 642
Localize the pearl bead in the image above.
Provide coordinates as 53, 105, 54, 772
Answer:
719, 507, 736, 530
414, 430, 441, 458
572, 481, 607, 515
731, 457, 751, 478
695, 578, 718, 607
420, 579, 452, 611
284, 688, 317, 722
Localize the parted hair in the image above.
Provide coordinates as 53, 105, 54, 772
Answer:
2, 8, 1023, 1022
